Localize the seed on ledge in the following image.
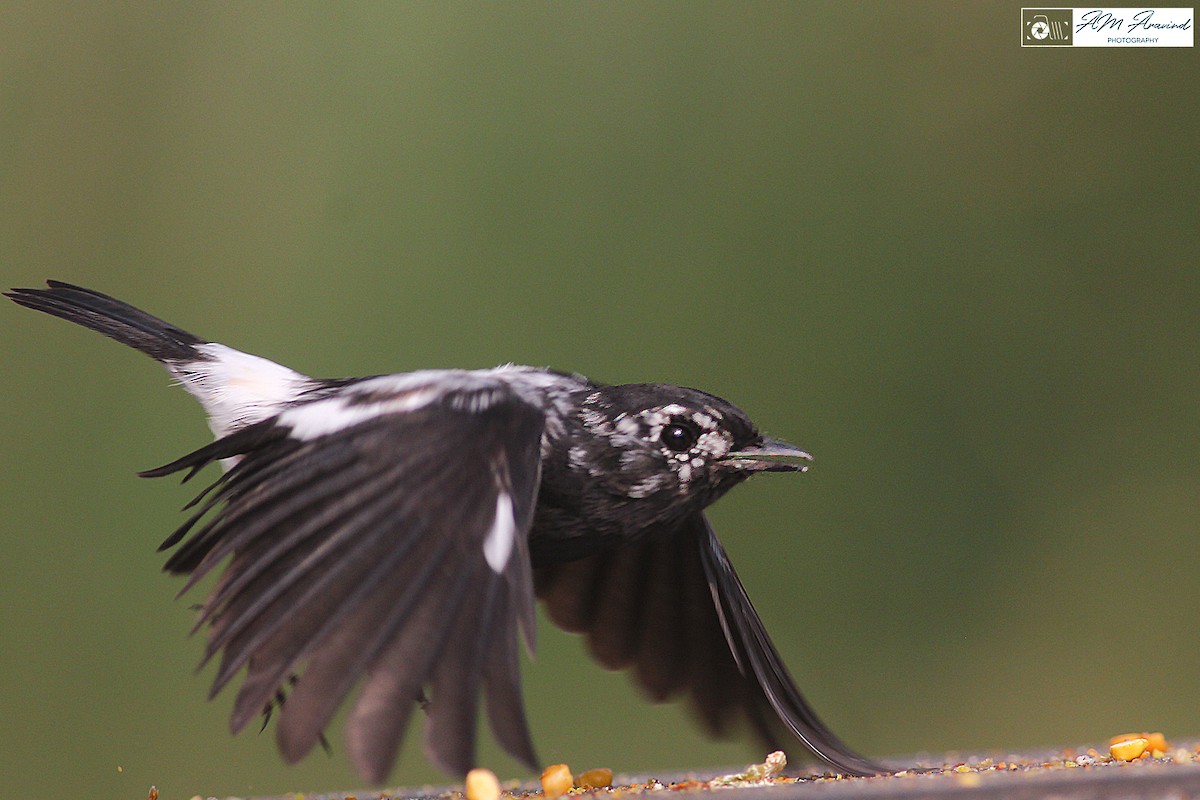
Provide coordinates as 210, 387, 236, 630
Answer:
541, 763, 574, 799
466, 768, 502, 800
1109, 738, 1149, 762
577, 768, 613, 789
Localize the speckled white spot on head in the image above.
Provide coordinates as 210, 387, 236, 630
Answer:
483, 491, 517, 573
695, 429, 733, 458
641, 404, 686, 429
627, 473, 669, 498
615, 415, 641, 436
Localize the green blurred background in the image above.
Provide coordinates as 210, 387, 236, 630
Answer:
1, 2, 1196, 798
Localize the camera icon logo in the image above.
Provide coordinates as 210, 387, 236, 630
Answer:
1022, 8, 1074, 46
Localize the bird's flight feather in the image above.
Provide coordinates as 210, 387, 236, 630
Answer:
5, 280, 885, 782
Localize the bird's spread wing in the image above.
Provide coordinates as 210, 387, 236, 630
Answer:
534, 513, 883, 776
143, 375, 546, 782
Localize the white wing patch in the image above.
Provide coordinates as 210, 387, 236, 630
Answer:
279, 367, 576, 442
279, 388, 440, 440
483, 491, 517, 573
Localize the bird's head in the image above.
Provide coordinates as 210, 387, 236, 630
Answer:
560, 383, 812, 532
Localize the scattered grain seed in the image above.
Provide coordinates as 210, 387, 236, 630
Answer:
1110, 738, 1149, 762
541, 763, 574, 800
577, 768, 614, 789
466, 768, 502, 800
668, 780, 703, 791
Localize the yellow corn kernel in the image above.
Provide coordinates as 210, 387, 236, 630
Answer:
1110, 738, 1149, 762
541, 764, 574, 800
466, 768, 502, 800
577, 768, 614, 789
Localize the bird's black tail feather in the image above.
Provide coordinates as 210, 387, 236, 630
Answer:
5, 280, 207, 362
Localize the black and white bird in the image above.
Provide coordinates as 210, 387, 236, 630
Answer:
7, 281, 882, 783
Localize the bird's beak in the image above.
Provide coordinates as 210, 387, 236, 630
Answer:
722, 437, 813, 473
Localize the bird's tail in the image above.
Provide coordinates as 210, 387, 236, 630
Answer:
5, 280, 208, 363
9, 280, 316, 437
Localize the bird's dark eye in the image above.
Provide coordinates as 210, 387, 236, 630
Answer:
661, 421, 698, 453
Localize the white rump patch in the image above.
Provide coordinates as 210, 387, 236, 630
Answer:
170, 343, 312, 437
483, 492, 517, 573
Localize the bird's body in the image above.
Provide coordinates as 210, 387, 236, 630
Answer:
7, 281, 882, 783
